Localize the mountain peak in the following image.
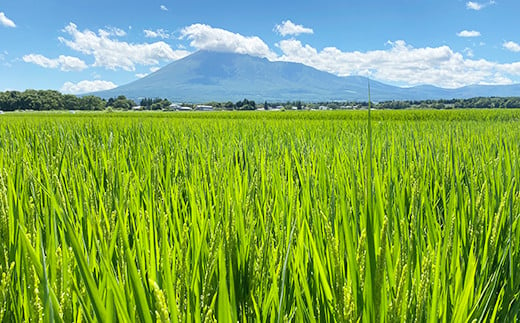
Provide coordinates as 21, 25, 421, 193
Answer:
94, 51, 520, 102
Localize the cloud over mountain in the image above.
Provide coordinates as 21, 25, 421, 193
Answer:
61, 80, 117, 94
180, 24, 277, 60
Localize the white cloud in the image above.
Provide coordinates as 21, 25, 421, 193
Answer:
275, 39, 520, 88
180, 23, 276, 59
61, 80, 117, 94
144, 30, 159, 38
466, 1, 495, 10
466, 2, 484, 10
99, 26, 126, 37
22, 54, 88, 71
150, 66, 160, 72
463, 47, 474, 58
457, 30, 481, 37
160, 5, 168, 11
0, 12, 16, 28
144, 29, 170, 39
23, 54, 60, 69
481, 73, 514, 85
58, 23, 190, 71
503, 41, 520, 52
1, 51, 11, 67
58, 55, 89, 71
136, 73, 148, 78
498, 62, 520, 76
274, 20, 314, 37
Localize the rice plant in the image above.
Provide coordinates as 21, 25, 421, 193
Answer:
0, 110, 518, 322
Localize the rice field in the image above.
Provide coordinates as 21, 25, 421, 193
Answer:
0, 110, 519, 322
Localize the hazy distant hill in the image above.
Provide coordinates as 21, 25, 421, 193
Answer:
94, 51, 520, 102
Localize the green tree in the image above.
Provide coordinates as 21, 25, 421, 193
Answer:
110, 95, 134, 110
236, 98, 256, 110
80, 95, 106, 110
224, 101, 235, 110
63, 94, 80, 110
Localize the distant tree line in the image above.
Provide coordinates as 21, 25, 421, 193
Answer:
302, 97, 520, 110
2, 90, 520, 111
0, 90, 105, 111
0, 90, 139, 111
374, 97, 520, 109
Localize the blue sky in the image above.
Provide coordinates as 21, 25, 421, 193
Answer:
1, 0, 520, 93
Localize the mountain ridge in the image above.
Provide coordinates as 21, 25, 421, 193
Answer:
93, 51, 520, 102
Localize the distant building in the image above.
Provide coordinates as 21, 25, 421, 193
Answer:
195, 105, 214, 111
132, 106, 143, 111
319, 106, 329, 110
168, 103, 192, 111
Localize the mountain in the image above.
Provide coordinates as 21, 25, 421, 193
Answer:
93, 51, 520, 102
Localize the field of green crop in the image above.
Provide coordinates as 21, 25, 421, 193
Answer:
0, 110, 519, 322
